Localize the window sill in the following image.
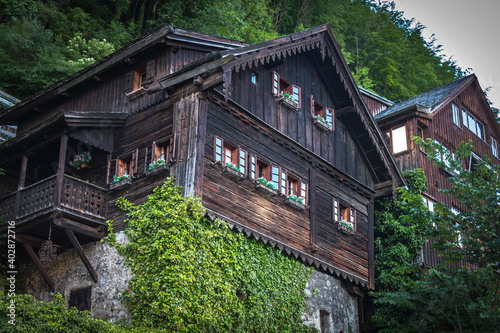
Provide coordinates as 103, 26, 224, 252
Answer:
313, 118, 333, 132
125, 87, 146, 99
255, 183, 278, 196
146, 164, 169, 177
337, 222, 355, 235
222, 165, 246, 181
276, 95, 299, 110
284, 197, 306, 211
109, 178, 132, 190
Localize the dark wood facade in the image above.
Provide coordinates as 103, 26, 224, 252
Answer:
0, 25, 403, 293
369, 75, 500, 268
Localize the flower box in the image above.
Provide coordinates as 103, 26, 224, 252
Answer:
145, 163, 169, 176
313, 117, 333, 132
337, 221, 355, 235
109, 177, 132, 190
255, 183, 278, 196
276, 95, 299, 110
222, 164, 246, 181
285, 197, 306, 210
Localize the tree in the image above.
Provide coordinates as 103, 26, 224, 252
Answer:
371, 139, 500, 332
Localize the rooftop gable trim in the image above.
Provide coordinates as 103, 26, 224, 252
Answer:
358, 86, 394, 106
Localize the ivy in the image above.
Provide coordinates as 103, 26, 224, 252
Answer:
108, 178, 314, 332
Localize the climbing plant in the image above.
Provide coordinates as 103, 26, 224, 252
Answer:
107, 178, 314, 332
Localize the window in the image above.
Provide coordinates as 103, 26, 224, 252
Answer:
462, 108, 484, 139
214, 136, 247, 175
257, 159, 271, 180
107, 150, 138, 184
338, 126, 345, 141
118, 156, 132, 177
250, 155, 256, 180
385, 125, 407, 154
251, 71, 258, 85
134, 68, 147, 90
280, 169, 287, 196
68, 286, 92, 312
332, 198, 356, 230
452, 103, 460, 127
272, 71, 301, 108
312, 96, 334, 130
152, 140, 170, 163
434, 140, 453, 169
287, 175, 299, 197
422, 196, 434, 212
271, 165, 280, 189
492, 137, 498, 158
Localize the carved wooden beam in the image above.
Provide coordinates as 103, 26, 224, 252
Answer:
64, 229, 98, 283
22, 243, 55, 291
53, 218, 106, 240
16, 234, 49, 248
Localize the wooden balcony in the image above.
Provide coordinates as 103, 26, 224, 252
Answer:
0, 174, 108, 225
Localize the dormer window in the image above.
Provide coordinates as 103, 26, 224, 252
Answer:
272, 72, 301, 110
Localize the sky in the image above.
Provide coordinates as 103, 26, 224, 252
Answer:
391, 0, 500, 110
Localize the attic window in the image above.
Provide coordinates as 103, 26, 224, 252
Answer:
136, 68, 147, 89
251, 71, 258, 85
452, 103, 460, 127
333, 198, 356, 231
312, 96, 334, 131
272, 72, 301, 110
462, 108, 484, 139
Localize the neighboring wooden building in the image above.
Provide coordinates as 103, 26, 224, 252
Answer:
0, 24, 403, 329
0, 90, 19, 141
363, 75, 500, 268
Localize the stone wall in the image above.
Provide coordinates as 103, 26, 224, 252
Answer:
303, 270, 360, 333
19, 232, 131, 322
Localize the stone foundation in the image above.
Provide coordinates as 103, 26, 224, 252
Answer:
20, 232, 131, 322
304, 270, 359, 333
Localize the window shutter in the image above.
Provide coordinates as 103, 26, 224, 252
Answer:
124, 72, 133, 93
350, 208, 356, 229
170, 134, 177, 162
106, 158, 117, 185
310, 95, 315, 117
292, 85, 301, 108
131, 148, 139, 176
333, 198, 339, 222
117, 157, 125, 177
250, 155, 256, 180
146, 59, 155, 85
214, 136, 223, 163
151, 141, 157, 162
238, 149, 247, 176
273, 72, 280, 96
326, 108, 334, 129
280, 170, 287, 196
301, 181, 308, 205
144, 147, 149, 173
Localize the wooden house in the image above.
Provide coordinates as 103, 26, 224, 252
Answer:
363, 75, 500, 268
0, 24, 403, 328
0, 90, 19, 141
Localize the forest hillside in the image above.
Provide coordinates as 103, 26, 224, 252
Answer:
0, 0, 462, 101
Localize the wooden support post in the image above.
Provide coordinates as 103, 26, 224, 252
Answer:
54, 135, 68, 208
368, 201, 375, 290
22, 243, 55, 291
309, 167, 317, 247
64, 229, 98, 283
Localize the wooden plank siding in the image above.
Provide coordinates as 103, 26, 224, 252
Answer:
224, 55, 375, 188
18, 46, 209, 134
202, 100, 371, 284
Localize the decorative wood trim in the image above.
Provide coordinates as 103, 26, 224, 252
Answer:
22, 243, 55, 291
205, 208, 369, 289
54, 218, 106, 239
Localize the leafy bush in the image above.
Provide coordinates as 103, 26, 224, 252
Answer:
106, 178, 313, 332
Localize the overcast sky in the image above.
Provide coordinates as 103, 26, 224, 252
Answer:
391, 0, 500, 110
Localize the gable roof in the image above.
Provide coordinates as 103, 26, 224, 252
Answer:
375, 75, 474, 121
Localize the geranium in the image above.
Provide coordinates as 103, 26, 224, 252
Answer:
69, 152, 91, 168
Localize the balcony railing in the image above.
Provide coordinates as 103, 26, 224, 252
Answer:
0, 174, 108, 223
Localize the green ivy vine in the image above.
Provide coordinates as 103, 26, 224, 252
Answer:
107, 178, 314, 332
